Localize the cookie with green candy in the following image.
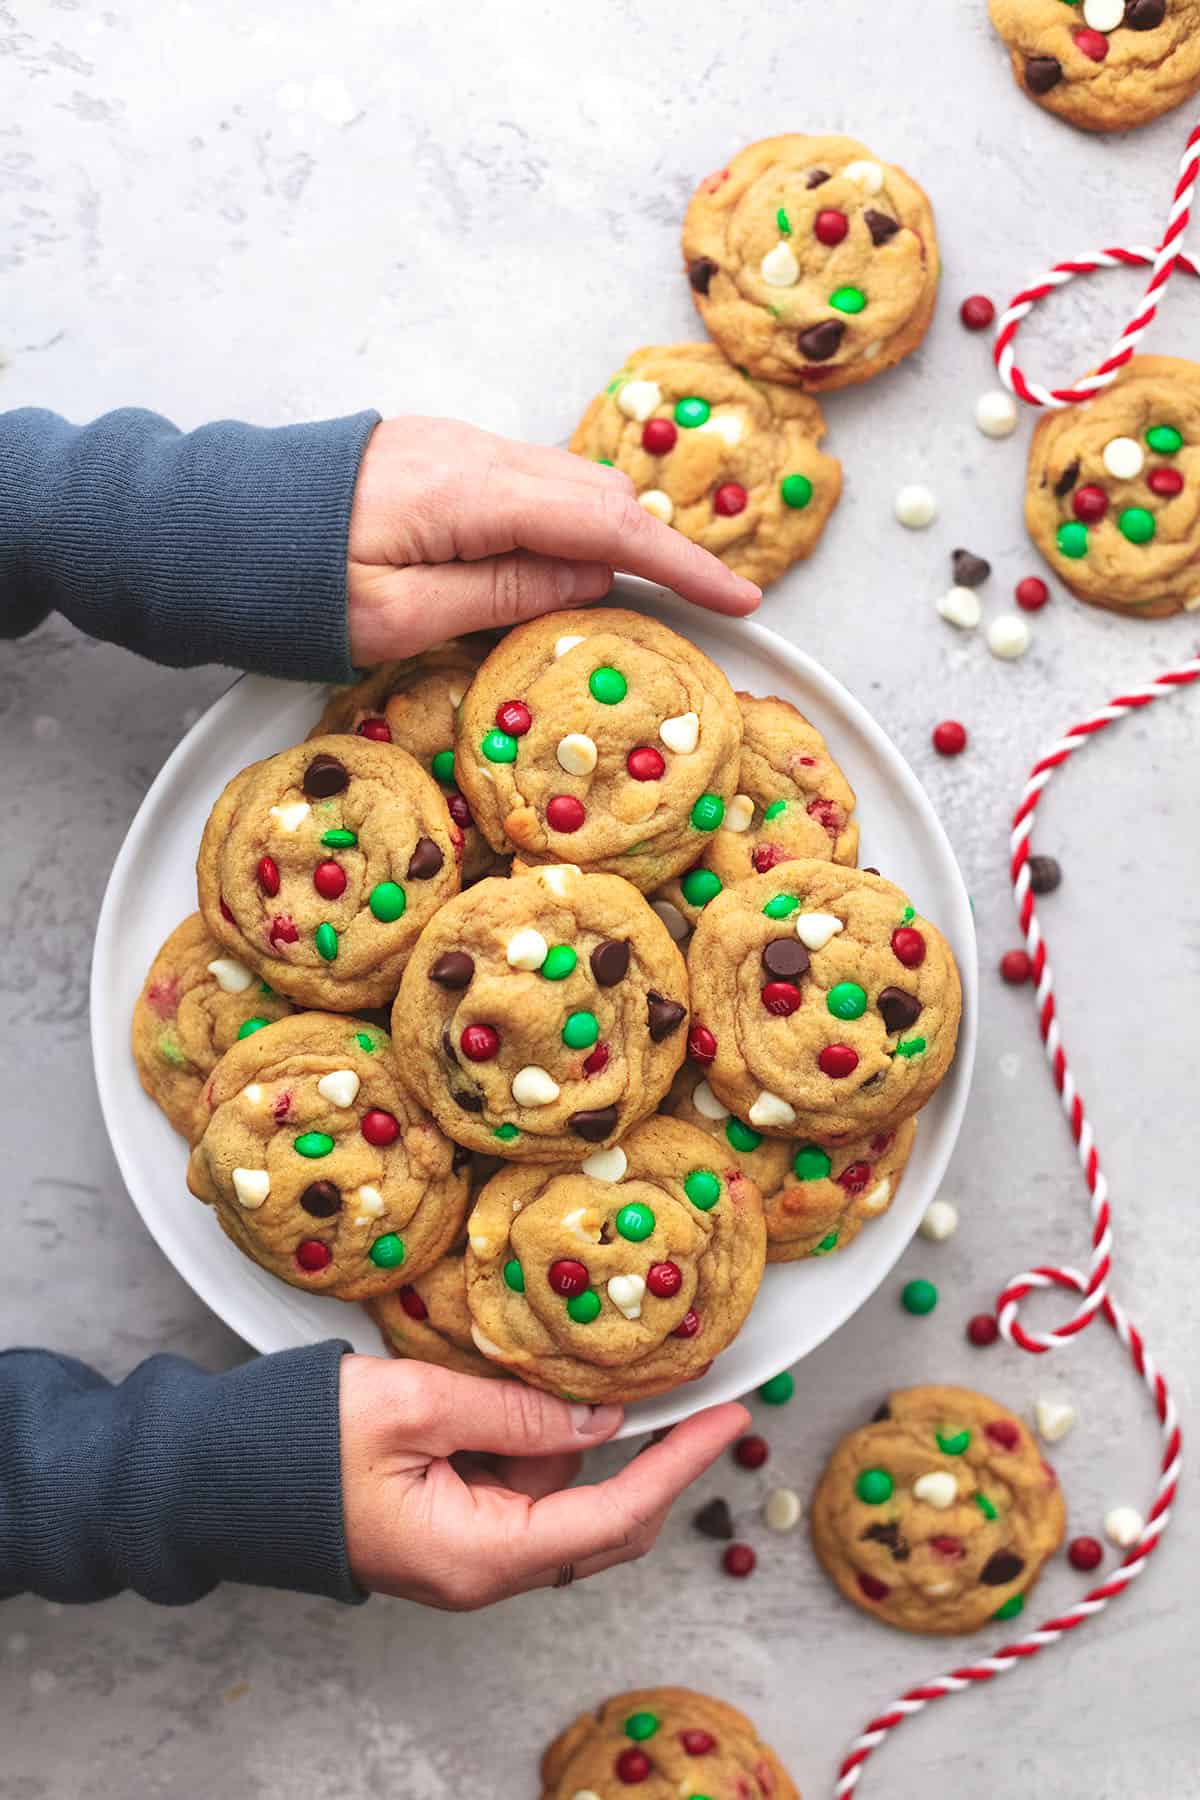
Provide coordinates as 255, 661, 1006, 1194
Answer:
570, 341, 842, 590
370, 1249, 503, 1378
540, 1686, 799, 1798
132, 913, 293, 1143
453, 607, 743, 893
464, 1115, 766, 1402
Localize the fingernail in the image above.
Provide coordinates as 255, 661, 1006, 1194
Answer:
556, 564, 579, 601
735, 577, 762, 609
571, 1403, 623, 1436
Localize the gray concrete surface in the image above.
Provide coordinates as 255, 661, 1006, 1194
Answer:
2, 3, 1198, 1795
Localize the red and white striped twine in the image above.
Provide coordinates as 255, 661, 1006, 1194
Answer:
993, 122, 1200, 408
834, 665, 1199, 1796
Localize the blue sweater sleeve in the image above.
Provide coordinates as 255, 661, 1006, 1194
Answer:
0, 1342, 365, 1606
0, 405, 380, 682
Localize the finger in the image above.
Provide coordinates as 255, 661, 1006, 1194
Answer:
348, 553, 613, 664
385, 416, 635, 493
376, 1361, 625, 1459
482, 1451, 582, 1501
499, 439, 636, 494
524, 1500, 673, 1592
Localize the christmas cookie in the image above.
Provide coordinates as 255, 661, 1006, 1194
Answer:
132, 914, 293, 1142
652, 691, 859, 929
186, 1013, 468, 1300
310, 636, 500, 883
989, 0, 1200, 134
391, 865, 689, 1161
197, 735, 461, 1011
682, 133, 938, 392
370, 1248, 501, 1378
663, 1064, 913, 1262
810, 1385, 1067, 1634
464, 1116, 766, 1401
687, 863, 961, 1141
540, 1687, 798, 1800
570, 342, 841, 590
1025, 354, 1200, 617
453, 608, 742, 893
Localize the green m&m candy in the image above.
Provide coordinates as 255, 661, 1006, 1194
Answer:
855, 1468, 894, 1504
369, 1233, 405, 1270
901, 1277, 938, 1315
314, 922, 338, 962
936, 1428, 971, 1456
562, 1010, 599, 1050
993, 1593, 1024, 1621
1119, 506, 1155, 545
566, 1289, 601, 1324
780, 473, 813, 510
827, 981, 867, 1021
674, 396, 711, 429
369, 881, 406, 923
725, 1118, 762, 1153
763, 799, 787, 821
793, 1145, 832, 1180
481, 729, 518, 763
493, 1122, 519, 1142
1057, 520, 1089, 559
830, 285, 867, 314
690, 793, 725, 831
624, 1711, 659, 1741
684, 1168, 721, 1210
1146, 423, 1182, 454
763, 893, 800, 919
237, 1017, 270, 1040
503, 1259, 525, 1292
814, 1231, 839, 1254
588, 666, 627, 704
615, 1201, 656, 1242
758, 1370, 795, 1405
321, 827, 357, 848
294, 1131, 335, 1159
681, 868, 722, 907
540, 944, 577, 981
974, 1492, 999, 1522
431, 749, 456, 785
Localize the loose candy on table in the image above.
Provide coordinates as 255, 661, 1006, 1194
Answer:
1068, 1535, 1104, 1573
693, 1496, 735, 1540
894, 484, 938, 529
901, 1278, 938, 1316
764, 1487, 802, 1533
1104, 1506, 1144, 1549
1034, 1397, 1076, 1444
733, 1434, 770, 1470
987, 615, 1031, 661
1027, 855, 1062, 895
952, 548, 992, 587
932, 720, 967, 757
722, 1543, 757, 1578
919, 1199, 958, 1241
960, 294, 996, 332
758, 1370, 795, 1405
1000, 949, 1033, 985
1015, 576, 1050, 612
967, 1313, 999, 1348
975, 390, 1018, 438
937, 586, 983, 630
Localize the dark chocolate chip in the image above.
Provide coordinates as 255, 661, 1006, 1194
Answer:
864, 209, 900, 247
590, 938, 630, 986
407, 836, 444, 880
693, 1496, 735, 1540
687, 256, 718, 294
302, 753, 349, 798
806, 167, 831, 188
431, 951, 474, 989
878, 987, 922, 1034
299, 1180, 341, 1218
453, 1088, 483, 1113
862, 867, 881, 876
451, 1144, 472, 1172
1028, 854, 1062, 895
797, 319, 846, 362
1126, 0, 1165, 25
441, 1027, 457, 1064
598, 1219, 614, 1244
952, 548, 992, 589
861, 1520, 910, 1562
980, 1550, 1025, 1586
570, 1104, 619, 1142
1025, 54, 1063, 93
762, 938, 810, 982
1054, 459, 1081, 499
647, 994, 687, 1042
871, 1401, 891, 1422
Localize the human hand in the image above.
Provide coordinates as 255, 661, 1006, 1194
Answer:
339, 1354, 748, 1608
346, 417, 761, 666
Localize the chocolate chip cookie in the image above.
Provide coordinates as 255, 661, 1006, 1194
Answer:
683, 133, 939, 391
370, 1248, 502, 1378
392, 865, 689, 1161
687, 863, 961, 1141
453, 608, 742, 893
464, 1115, 766, 1400
186, 1013, 468, 1300
197, 736, 461, 1011
811, 1385, 1067, 1634
540, 1687, 799, 1799
1025, 354, 1200, 617
132, 913, 293, 1142
989, 0, 1200, 133
570, 342, 841, 590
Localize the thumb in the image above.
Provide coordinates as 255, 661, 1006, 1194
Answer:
348, 552, 613, 664
375, 1359, 625, 1459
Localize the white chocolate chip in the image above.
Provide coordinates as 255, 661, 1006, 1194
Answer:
555, 732, 598, 775
562, 1206, 602, 1242
796, 911, 843, 951
570, 1791, 604, 1800
1084, 0, 1124, 23
764, 1487, 802, 1533
511, 1065, 560, 1107
844, 159, 884, 194
447, 683, 466, 707
937, 586, 983, 630
506, 927, 549, 971
206, 957, 254, 994
616, 379, 662, 423
975, 389, 1019, 439
861, 1178, 893, 1216
232, 1168, 270, 1210
761, 240, 801, 287
469, 1232, 492, 1257
659, 711, 700, 755
919, 1199, 959, 1241
748, 1090, 795, 1130
913, 1470, 958, 1510
538, 865, 579, 898
606, 1272, 646, 1320
316, 1068, 360, 1109
724, 794, 754, 833
691, 1080, 730, 1122
987, 614, 1031, 661
638, 488, 674, 524
1104, 1505, 1144, 1549
243, 1084, 263, 1105
581, 1145, 627, 1183
923, 1581, 955, 1597
699, 412, 743, 447
1103, 435, 1144, 480
1185, 593, 1200, 612
650, 899, 689, 941
354, 1185, 385, 1220
470, 1323, 507, 1360
554, 634, 586, 658
1034, 1397, 1076, 1444
268, 801, 310, 833
894, 484, 938, 529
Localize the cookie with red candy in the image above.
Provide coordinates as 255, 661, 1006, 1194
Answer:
989, 0, 1200, 135
540, 1686, 799, 1799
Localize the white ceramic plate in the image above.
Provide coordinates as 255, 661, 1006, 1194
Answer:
90, 579, 976, 1438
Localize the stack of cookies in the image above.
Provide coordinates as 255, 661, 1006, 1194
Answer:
132, 605, 962, 1402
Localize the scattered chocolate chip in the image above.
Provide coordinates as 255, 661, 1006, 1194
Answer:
451, 1144, 472, 1172
980, 1550, 1025, 1586
1054, 459, 1080, 499
762, 938, 810, 981
299, 1180, 341, 1218
431, 951, 474, 989
647, 994, 687, 1042
862, 867, 880, 876
406, 836, 444, 880
569, 1104, 619, 1141
693, 1496, 735, 1540
687, 256, 718, 294
303, 753, 349, 798
952, 548, 991, 589
441, 1027, 457, 1064
453, 1088, 483, 1113
861, 1520, 910, 1562
878, 987, 922, 1034
864, 209, 900, 247
871, 1401, 891, 1422
797, 319, 846, 362
590, 939, 630, 986
1028, 854, 1062, 895
1025, 54, 1063, 93
806, 167, 831, 188
1126, 0, 1165, 25
598, 1219, 614, 1243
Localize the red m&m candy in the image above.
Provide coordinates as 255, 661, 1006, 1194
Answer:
547, 795, 586, 833
713, 481, 748, 517
1069, 1535, 1104, 1572
836, 1161, 871, 1193
761, 981, 802, 1017
357, 716, 391, 742
1148, 466, 1184, 497
932, 720, 967, 756
256, 855, 280, 897
548, 1259, 589, 1297
1015, 576, 1050, 612
680, 1729, 716, 1755
398, 1285, 428, 1321
361, 1109, 400, 1147
627, 746, 666, 781
615, 1746, 652, 1783
313, 860, 347, 900
960, 294, 995, 331
857, 1571, 890, 1601
646, 1261, 683, 1298
1073, 484, 1108, 524
295, 1240, 332, 1273
722, 1542, 757, 1578
1000, 949, 1032, 984
814, 208, 849, 246
891, 927, 926, 967
819, 1044, 859, 1078
461, 1024, 500, 1062
495, 700, 532, 736
1074, 25, 1109, 58
673, 1307, 701, 1338
734, 1434, 769, 1470
642, 417, 677, 455
582, 1041, 610, 1075
688, 1024, 717, 1064
967, 1312, 999, 1347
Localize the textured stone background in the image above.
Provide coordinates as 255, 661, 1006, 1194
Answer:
2, 3, 1198, 1795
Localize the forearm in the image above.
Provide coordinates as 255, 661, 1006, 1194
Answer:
0, 1342, 363, 1606
0, 405, 379, 681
